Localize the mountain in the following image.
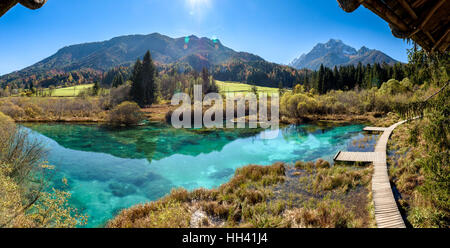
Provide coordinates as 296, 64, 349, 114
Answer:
289, 39, 398, 70
0, 33, 268, 88
7, 33, 264, 75
1, 33, 311, 89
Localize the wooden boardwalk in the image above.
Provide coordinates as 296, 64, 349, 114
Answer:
334, 120, 409, 228
363, 127, 388, 132
334, 151, 380, 162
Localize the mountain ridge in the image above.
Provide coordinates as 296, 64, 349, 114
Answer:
289, 39, 398, 70
0, 35, 399, 90
14, 32, 265, 74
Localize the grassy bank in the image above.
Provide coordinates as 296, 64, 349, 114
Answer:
108, 159, 375, 228
387, 100, 449, 228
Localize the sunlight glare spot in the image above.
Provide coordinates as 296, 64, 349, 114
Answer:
187, 0, 211, 7
186, 0, 212, 17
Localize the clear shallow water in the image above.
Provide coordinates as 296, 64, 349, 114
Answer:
24, 122, 368, 227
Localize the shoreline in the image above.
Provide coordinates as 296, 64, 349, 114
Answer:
13, 105, 381, 126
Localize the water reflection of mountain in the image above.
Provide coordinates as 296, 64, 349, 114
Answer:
24, 123, 263, 162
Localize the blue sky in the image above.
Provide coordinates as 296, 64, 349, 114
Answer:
0, 0, 412, 75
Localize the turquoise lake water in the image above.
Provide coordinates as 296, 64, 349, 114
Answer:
24, 122, 370, 227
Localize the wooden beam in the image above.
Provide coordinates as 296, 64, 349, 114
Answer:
398, 0, 418, 20
441, 42, 449, 53
409, 27, 421, 38
412, 0, 428, 8
408, 0, 447, 46
420, 0, 446, 30
362, 0, 410, 32
432, 28, 450, 52
425, 31, 436, 44
408, 0, 447, 38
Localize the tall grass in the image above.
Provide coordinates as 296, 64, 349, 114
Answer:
108, 161, 369, 228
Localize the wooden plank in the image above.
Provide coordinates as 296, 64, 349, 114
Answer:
398, 0, 418, 20
334, 119, 418, 228
363, 127, 388, 132
334, 152, 379, 162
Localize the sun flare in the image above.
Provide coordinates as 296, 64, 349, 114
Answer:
185, 0, 212, 17
187, 0, 211, 6
186, 0, 211, 12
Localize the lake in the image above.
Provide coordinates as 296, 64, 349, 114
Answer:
23, 122, 372, 227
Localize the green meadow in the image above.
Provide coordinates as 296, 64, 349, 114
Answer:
40, 81, 279, 98
216, 80, 282, 95
44, 84, 94, 97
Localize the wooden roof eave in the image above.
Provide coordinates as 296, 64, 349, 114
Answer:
0, 0, 47, 18
337, 0, 450, 53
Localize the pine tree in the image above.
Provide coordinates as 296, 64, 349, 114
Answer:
333, 66, 340, 90
130, 58, 144, 106
141, 51, 158, 106
201, 67, 210, 94
317, 64, 325, 94
356, 62, 363, 87
210, 79, 219, 93
112, 73, 124, 88
93, 81, 100, 95
278, 81, 286, 95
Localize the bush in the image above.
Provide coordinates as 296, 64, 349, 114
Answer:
107, 101, 144, 126
294, 161, 305, 169
315, 159, 331, 169
379, 78, 412, 95
107, 200, 190, 228
0, 101, 25, 119
0, 97, 105, 121
0, 112, 45, 184
0, 112, 15, 136
100, 83, 132, 110
280, 82, 415, 118
0, 112, 87, 227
